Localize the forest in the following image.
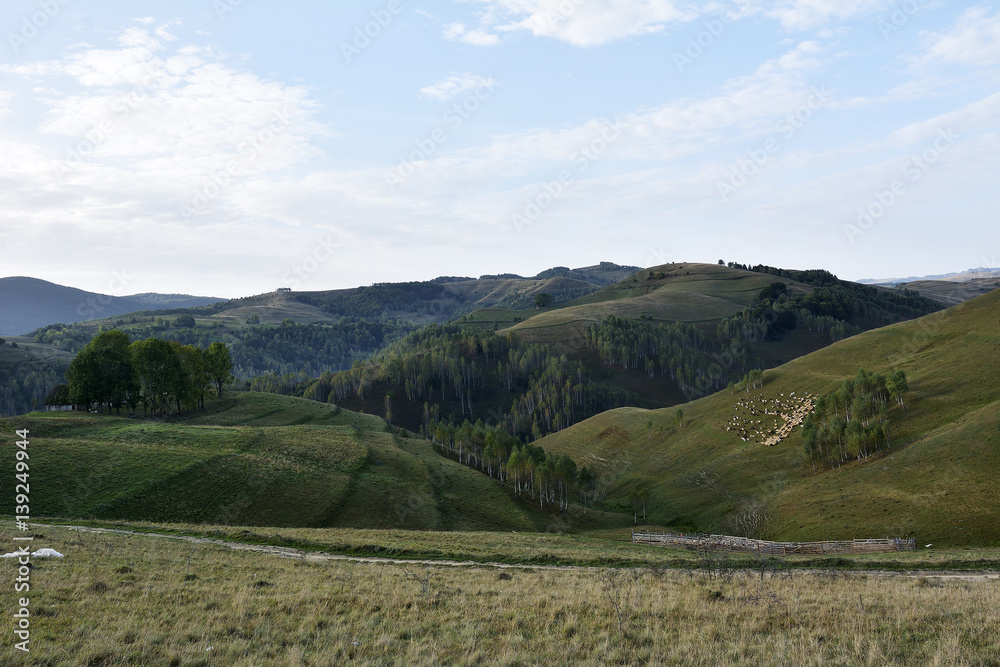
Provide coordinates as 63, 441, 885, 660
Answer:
251, 325, 637, 443
428, 419, 598, 510
0, 338, 65, 416
31, 319, 415, 379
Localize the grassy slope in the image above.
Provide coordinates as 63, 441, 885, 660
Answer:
2, 393, 631, 532
897, 277, 1000, 307
536, 289, 1000, 546
504, 262, 806, 347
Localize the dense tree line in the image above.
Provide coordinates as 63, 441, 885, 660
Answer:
61, 330, 234, 416
584, 316, 728, 397
802, 368, 909, 469
33, 319, 415, 380
296, 282, 448, 319
725, 265, 943, 326
584, 314, 769, 398
716, 273, 941, 349
228, 321, 413, 378
427, 419, 598, 510
249, 325, 637, 443
0, 339, 64, 416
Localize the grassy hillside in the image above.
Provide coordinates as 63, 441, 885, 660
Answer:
895, 277, 1000, 307
505, 263, 794, 347
536, 288, 1000, 546
1, 392, 629, 532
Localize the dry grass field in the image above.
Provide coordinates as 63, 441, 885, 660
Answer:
8, 524, 999, 666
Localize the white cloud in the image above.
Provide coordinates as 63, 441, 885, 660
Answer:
916, 5, 1000, 67
443, 22, 501, 46
420, 73, 497, 101
886, 92, 1000, 147
154, 25, 180, 43
765, 0, 887, 31
0, 26, 331, 235
477, 0, 695, 47
363, 41, 830, 200
0, 91, 12, 120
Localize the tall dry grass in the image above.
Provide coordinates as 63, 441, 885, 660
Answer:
8, 525, 999, 666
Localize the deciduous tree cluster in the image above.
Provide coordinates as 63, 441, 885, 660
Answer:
64, 331, 234, 416
802, 368, 909, 469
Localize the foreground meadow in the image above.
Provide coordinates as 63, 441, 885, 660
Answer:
5, 525, 999, 665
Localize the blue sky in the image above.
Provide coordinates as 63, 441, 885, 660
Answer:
0, 0, 998, 298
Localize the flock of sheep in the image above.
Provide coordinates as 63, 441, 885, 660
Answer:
726, 392, 817, 446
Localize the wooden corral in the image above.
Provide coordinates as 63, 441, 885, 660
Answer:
632, 531, 916, 555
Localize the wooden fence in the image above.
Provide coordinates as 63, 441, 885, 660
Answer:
631, 531, 916, 555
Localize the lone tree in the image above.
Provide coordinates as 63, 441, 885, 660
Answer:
205, 342, 234, 398
533, 293, 554, 308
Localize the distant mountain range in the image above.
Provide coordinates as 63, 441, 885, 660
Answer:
858, 267, 1000, 285
0, 277, 223, 335
0, 264, 640, 337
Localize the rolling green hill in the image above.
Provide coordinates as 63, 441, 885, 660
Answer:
535, 288, 1000, 546
1, 392, 628, 532
508, 262, 793, 345
246, 263, 946, 448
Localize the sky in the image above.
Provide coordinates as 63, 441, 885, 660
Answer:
0, 0, 998, 299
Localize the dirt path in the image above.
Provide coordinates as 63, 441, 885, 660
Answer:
38, 523, 1000, 581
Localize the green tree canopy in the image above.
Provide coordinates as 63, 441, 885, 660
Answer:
205, 341, 234, 398
533, 293, 554, 308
